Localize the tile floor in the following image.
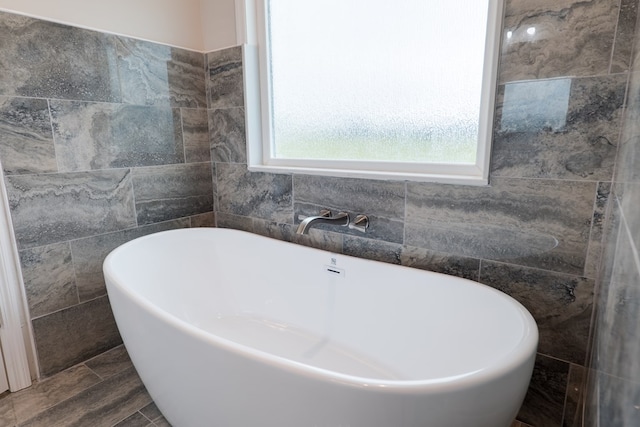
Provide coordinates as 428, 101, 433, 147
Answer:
0, 345, 170, 427
0, 345, 532, 427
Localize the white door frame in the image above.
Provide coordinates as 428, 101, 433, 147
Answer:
0, 171, 37, 391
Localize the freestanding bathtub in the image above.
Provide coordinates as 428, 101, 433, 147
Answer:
104, 228, 538, 427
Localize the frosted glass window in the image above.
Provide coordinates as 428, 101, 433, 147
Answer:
268, 0, 489, 164
241, 0, 503, 184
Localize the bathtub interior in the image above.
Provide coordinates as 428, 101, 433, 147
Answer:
105, 228, 537, 383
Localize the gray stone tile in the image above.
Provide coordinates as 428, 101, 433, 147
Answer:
0, 11, 120, 102
85, 345, 133, 380
585, 182, 612, 279
5, 170, 136, 250
181, 108, 210, 163
152, 417, 173, 427
132, 163, 213, 225
113, 411, 152, 427
343, 236, 402, 265
563, 364, 586, 427
593, 371, 640, 427
18, 367, 151, 427
32, 296, 122, 377
206, 46, 244, 109
253, 219, 344, 253
70, 219, 190, 301
492, 75, 625, 181
0, 96, 57, 175
400, 245, 480, 281
209, 107, 247, 163
611, 0, 639, 73
0, 393, 17, 427
215, 212, 254, 233
217, 163, 293, 223
139, 403, 163, 422
50, 100, 184, 172
500, 0, 619, 82
10, 365, 100, 424
115, 37, 206, 108
479, 261, 594, 365
406, 178, 596, 275
293, 174, 405, 243
190, 212, 216, 228
19, 242, 79, 318
517, 354, 569, 427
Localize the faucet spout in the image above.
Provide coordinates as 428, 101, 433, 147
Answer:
296, 211, 350, 235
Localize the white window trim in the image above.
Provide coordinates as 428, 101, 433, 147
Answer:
238, 0, 504, 186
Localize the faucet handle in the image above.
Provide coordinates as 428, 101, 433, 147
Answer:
318, 209, 332, 218
349, 214, 369, 233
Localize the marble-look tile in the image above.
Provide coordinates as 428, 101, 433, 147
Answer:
611, 0, 639, 73
479, 261, 594, 364
0, 394, 16, 426
0, 12, 120, 102
563, 364, 586, 427
85, 345, 134, 380
0, 96, 57, 175
50, 100, 184, 172
10, 365, 100, 424
116, 37, 206, 108
215, 212, 254, 233
132, 163, 213, 225
217, 163, 293, 223
517, 354, 569, 427
5, 170, 136, 250
32, 296, 122, 377
18, 367, 151, 427
293, 174, 405, 244
19, 242, 78, 318
206, 46, 244, 109
113, 412, 152, 427
190, 212, 216, 227
406, 178, 596, 275
253, 219, 344, 253
492, 75, 625, 180
500, 0, 619, 82
400, 245, 481, 281
209, 107, 247, 163
70, 219, 190, 301
181, 108, 211, 163
343, 236, 402, 265
594, 371, 640, 427
584, 182, 611, 279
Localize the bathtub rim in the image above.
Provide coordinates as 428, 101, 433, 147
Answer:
104, 227, 539, 394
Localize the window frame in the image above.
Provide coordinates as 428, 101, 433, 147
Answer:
238, 0, 504, 185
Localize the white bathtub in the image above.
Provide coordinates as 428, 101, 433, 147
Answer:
104, 228, 538, 427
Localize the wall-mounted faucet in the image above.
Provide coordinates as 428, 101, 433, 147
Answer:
296, 210, 369, 235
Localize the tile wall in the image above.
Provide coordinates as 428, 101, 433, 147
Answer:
585, 3, 640, 425
0, 0, 638, 426
0, 12, 214, 377
206, 1, 637, 426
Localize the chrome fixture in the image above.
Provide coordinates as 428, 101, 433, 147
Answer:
349, 214, 369, 233
296, 210, 349, 235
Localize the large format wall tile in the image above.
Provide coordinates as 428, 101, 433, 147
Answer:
19, 243, 79, 319
406, 178, 596, 275
206, 46, 244, 109
500, 0, 619, 82
209, 107, 247, 163
217, 163, 293, 223
132, 163, 214, 225
5, 170, 136, 250
0, 96, 57, 175
32, 296, 122, 377
293, 175, 405, 243
70, 219, 190, 301
182, 108, 211, 163
492, 75, 625, 180
115, 37, 206, 108
400, 245, 480, 281
50, 101, 184, 171
479, 261, 594, 364
0, 12, 120, 102
610, 0, 639, 73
